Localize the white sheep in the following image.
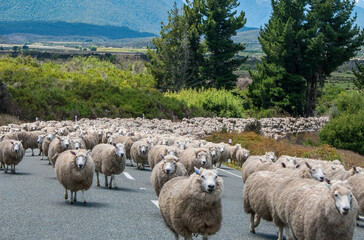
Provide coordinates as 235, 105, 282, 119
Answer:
130, 139, 151, 170
159, 167, 223, 239
235, 148, 250, 166
107, 135, 134, 166
0, 140, 25, 173
241, 152, 277, 183
17, 131, 43, 156
48, 136, 71, 167
41, 132, 56, 161
148, 145, 178, 170
91, 143, 126, 189
55, 149, 94, 204
150, 155, 188, 197
179, 148, 213, 175
348, 174, 364, 224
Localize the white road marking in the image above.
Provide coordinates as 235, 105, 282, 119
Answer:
359, 215, 364, 221
139, 187, 146, 190
151, 200, 159, 209
123, 172, 135, 180
218, 168, 242, 179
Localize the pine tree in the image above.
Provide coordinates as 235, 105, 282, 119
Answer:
201, 0, 247, 89
353, 61, 364, 91
248, 0, 363, 116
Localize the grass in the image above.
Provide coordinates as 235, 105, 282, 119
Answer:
0, 114, 23, 126
205, 131, 364, 170
97, 47, 148, 53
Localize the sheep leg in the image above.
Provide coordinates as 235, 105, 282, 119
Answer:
82, 190, 86, 204
112, 175, 117, 189
108, 175, 113, 189
105, 175, 108, 187
277, 226, 283, 240
202, 235, 208, 240
249, 214, 256, 234
31, 149, 34, 156
129, 159, 134, 167
254, 214, 261, 228
173, 233, 179, 240
11, 165, 15, 174
64, 189, 68, 200
285, 227, 292, 240
70, 191, 74, 204
96, 171, 100, 187
38, 149, 41, 156
4, 164, 8, 173
74, 192, 77, 202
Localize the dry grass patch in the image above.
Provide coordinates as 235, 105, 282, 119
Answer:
0, 114, 23, 126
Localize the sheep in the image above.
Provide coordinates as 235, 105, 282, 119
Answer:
107, 135, 134, 166
243, 171, 291, 235
0, 140, 25, 173
130, 139, 151, 170
159, 167, 223, 240
179, 148, 213, 175
91, 143, 126, 189
227, 143, 241, 163
80, 131, 99, 150
148, 145, 178, 170
17, 131, 43, 156
202, 144, 221, 166
48, 136, 71, 167
241, 152, 277, 183
274, 161, 326, 182
70, 137, 86, 150
280, 179, 358, 240
101, 130, 113, 143
326, 166, 358, 180
347, 174, 364, 221
41, 133, 56, 161
216, 143, 228, 167
235, 148, 250, 166
150, 155, 188, 197
55, 149, 94, 204
37, 134, 46, 157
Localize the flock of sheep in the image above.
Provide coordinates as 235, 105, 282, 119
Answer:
0, 117, 363, 239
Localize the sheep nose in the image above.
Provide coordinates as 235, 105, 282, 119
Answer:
65, 144, 69, 148
78, 164, 84, 168
319, 177, 324, 181
202, 161, 206, 165
207, 185, 215, 192
121, 153, 124, 157
166, 169, 171, 174
343, 208, 350, 214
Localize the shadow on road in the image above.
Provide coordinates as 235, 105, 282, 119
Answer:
55, 201, 109, 208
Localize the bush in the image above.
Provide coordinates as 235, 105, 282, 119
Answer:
165, 88, 245, 118
319, 91, 364, 154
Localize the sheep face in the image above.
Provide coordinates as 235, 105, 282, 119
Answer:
178, 141, 187, 150
331, 183, 353, 215
115, 143, 126, 158
265, 152, 276, 162
196, 151, 208, 166
47, 133, 55, 141
73, 140, 82, 150
243, 150, 250, 159
305, 162, 325, 182
209, 147, 217, 158
163, 157, 179, 175
196, 168, 219, 193
11, 141, 22, 153
219, 146, 226, 153
60, 137, 70, 149
108, 137, 114, 145
167, 148, 177, 156
139, 144, 148, 155
37, 135, 46, 144
71, 151, 87, 169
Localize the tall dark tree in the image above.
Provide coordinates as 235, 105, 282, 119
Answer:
146, 2, 202, 91
353, 61, 364, 91
249, 0, 363, 116
201, 0, 247, 89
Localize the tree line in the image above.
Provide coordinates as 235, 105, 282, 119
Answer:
146, 0, 363, 116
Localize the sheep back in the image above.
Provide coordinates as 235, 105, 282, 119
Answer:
91, 144, 126, 176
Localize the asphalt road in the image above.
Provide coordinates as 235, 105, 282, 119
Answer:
1, 150, 363, 240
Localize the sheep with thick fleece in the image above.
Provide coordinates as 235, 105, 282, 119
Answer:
48, 136, 71, 167
243, 171, 291, 235
179, 148, 212, 175
150, 155, 188, 197
55, 150, 94, 204
202, 144, 221, 166
91, 143, 126, 189
108, 135, 134, 165
216, 143, 228, 167
241, 152, 277, 183
281, 179, 358, 240
41, 133, 56, 161
148, 145, 178, 170
227, 143, 241, 163
130, 139, 151, 170
326, 166, 358, 180
159, 167, 223, 239
80, 131, 99, 150
348, 174, 364, 219
17, 131, 43, 156
274, 162, 326, 182
37, 134, 46, 157
235, 148, 250, 166
0, 140, 25, 173
70, 137, 86, 150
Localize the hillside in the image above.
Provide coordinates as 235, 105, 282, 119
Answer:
0, 0, 184, 35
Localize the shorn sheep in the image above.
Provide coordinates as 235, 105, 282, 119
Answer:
91, 143, 126, 189
55, 150, 94, 204
159, 167, 223, 240
150, 155, 188, 197
0, 140, 25, 173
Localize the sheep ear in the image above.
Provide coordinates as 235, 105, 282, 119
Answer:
281, 162, 286, 168
56, 136, 61, 140
161, 154, 165, 159
123, 141, 126, 146
70, 151, 76, 156
10, 141, 14, 145
353, 166, 358, 174
175, 158, 180, 163
86, 150, 91, 155
324, 178, 331, 185
194, 166, 200, 175
295, 164, 301, 169
113, 142, 117, 147
259, 158, 264, 162
305, 162, 312, 169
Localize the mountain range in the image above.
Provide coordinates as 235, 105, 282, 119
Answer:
0, 0, 363, 39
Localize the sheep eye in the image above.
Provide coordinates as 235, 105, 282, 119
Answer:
215, 176, 218, 179
335, 193, 339, 197
201, 175, 205, 179
312, 169, 316, 172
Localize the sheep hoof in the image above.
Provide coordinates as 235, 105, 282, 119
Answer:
250, 229, 255, 234
97, 183, 100, 187
83, 201, 87, 204
70, 201, 74, 205
108, 185, 112, 189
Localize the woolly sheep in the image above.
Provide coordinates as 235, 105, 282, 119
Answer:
202, 144, 221, 166
159, 167, 223, 239
80, 131, 99, 150
348, 174, 364, 220
70, 137, 86, 150
216, 143, 228, 167
55, 149, 94, 204
274, 162, 326, 182
241, 152, 277, 183
107, 135, 134, 166
17, 131, 43, 156
41, 133, 56, 161
227, 143, 241, 163
148, 145, 178, 170
282, 179, 358, 240
48, 136, 71, 167
37, 134, 46, 157
0, 140, 25, 173
150, 155, 188, 197
130, 139, 151, 170
235, 148, 250, 166
91, 143, 126, 189
326, 166, 358, 181
179, 148, 213, 175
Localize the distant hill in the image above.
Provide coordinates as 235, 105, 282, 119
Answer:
0, 0, 184, 35
0, 21, 155, 39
